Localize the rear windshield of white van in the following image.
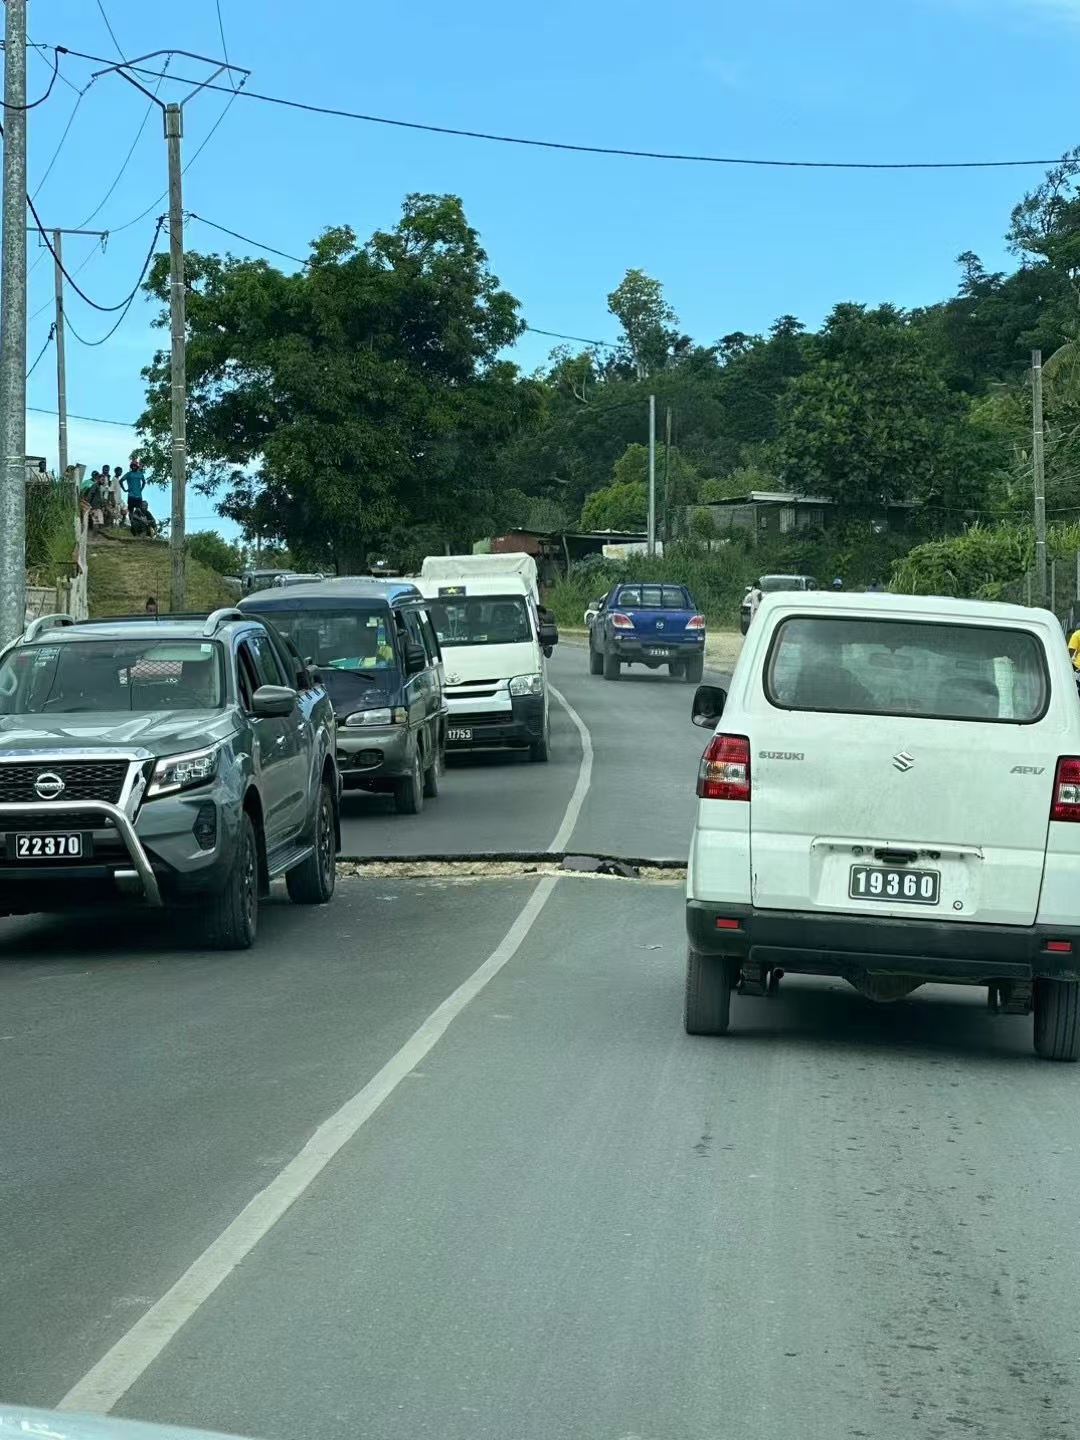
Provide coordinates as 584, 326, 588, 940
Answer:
765, 616, 1049, 722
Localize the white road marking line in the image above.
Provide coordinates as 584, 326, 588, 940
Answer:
547, 682, 593, 853
58, 874, 560, 1415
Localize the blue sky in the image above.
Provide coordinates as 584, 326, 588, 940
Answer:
21, 0, 1080, 540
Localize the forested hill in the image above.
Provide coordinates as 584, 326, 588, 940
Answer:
135, 155, 1080, 572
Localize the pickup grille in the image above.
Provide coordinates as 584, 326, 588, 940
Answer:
0, 759, 129, 805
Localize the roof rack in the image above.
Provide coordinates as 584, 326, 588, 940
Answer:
21, 613, 76, 643
202, 607, 248, 637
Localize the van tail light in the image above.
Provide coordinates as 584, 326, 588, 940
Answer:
697, 734, 750, 800
1051, 757, 1080, 821
686, 614, 706, 630
611, 612, 634, 630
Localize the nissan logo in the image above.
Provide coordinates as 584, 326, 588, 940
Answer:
34, 771, 66, 801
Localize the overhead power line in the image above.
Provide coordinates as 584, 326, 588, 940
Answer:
185, 216, 623, 350
28, 404, 135, 427
26, 325, 56, 379
64, 217, 166, 345
49, 45, 1075, 171
94, 0, 127, 62
26, 187, 163, 312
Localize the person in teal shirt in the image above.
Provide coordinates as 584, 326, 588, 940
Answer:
120, 457, 145, 503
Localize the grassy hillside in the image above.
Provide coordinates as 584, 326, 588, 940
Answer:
87, 532, 233, 617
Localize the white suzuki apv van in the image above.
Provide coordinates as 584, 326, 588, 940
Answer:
686, 590, 1080, 1060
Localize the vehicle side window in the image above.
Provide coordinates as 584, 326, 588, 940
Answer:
265, 629, 301, 688
403, 609, 430, 663
246, 631, 289, 688
418, 609, 442, 662
236, 643, 259, 709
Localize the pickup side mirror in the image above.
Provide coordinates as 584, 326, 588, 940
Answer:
252, 683, 297, 718
404, 641, 427, 675
692, 684, 727, 728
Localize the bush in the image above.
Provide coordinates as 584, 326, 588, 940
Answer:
891, 521, 1080, 599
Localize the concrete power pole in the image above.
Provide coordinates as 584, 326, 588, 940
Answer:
0, 0, 27, 644
29, 228, 108, 480
647, 394, 656, 558
663, 405, 672, 543
89, 53, 248, 613
166, 104, 186, 612
53, 232, 67, 479
1033, 349, 1047, 608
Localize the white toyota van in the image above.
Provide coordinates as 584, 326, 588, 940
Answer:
417, 571, 558, 761
685, 590, 1080, 1060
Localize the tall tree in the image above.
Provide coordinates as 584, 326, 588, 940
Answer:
137, 195, 539, 570
606, 268, 688, 378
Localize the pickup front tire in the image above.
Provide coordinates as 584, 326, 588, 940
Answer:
286, 778, 336, 905
1034, 978, 1080, 1061
684, 946, 735, 1035
202, 811, 259, 950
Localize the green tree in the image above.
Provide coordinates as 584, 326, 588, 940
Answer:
581, 480, 648, 531
606, 268, 689, 378
186, 529, 243, 575
137, 195, 539, 569
774, 304, 990, 514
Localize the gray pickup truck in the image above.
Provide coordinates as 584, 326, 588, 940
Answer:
0, 608, 340, 949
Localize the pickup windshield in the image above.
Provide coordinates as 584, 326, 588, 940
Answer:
428, 596, 531, 646
0, 639, 225, 713
766, 616, 1048, 722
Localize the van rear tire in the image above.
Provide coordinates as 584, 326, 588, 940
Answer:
1033, 978, 1080, 1061
684, 946, 734, 1036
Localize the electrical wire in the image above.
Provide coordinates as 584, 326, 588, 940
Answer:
214, 0, 232, 76
74, 57, 171, 230
29, 239, 106, 323
26, 324, 55, 379
28, 38, 81, 95
4, 45, 61, 110
187, 212, 307, 264
94, 0, 127, 62
28, 405, 135, 427
31, 84, 88, 200
63, 219, 165, 346
524, 325, 617, 350
105, 75, 246, 236
50, 46, 1079, 171
25, 181, 162, 312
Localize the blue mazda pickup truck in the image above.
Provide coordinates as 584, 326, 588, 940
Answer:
587, 582, 705, 683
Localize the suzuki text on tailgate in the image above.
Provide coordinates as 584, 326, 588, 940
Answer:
684, 590, 1080, 1060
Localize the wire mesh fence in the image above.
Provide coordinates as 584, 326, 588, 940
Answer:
997, 550, 1080, 632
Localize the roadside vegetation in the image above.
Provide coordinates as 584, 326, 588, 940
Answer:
131, 152, 1080, 600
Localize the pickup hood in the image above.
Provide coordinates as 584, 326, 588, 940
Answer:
0, 710, 237, 759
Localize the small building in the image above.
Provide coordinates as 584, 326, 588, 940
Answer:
482, 527, 650, 581
689, 491, 916, 542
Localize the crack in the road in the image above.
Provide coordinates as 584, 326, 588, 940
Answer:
338, 853, 685, 883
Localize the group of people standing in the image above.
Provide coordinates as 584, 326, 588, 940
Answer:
78, 456, 155, 536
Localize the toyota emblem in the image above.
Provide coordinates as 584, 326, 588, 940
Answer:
34, 770, 65, 801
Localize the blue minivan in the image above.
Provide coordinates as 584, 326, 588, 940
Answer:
241, 579, 447, 815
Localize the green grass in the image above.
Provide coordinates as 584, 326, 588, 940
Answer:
87, 531, 233, 617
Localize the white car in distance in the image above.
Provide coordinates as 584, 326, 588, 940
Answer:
685, 590, 1080, 1060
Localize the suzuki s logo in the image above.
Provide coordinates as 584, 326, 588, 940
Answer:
892, 751, 915, 772
34, 770, 65, 800
656, 620, 665, 629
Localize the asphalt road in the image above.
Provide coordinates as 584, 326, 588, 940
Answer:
339, 640, 720, 861
4, 640, 1080, 1440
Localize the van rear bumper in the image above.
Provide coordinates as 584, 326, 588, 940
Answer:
686, 902, 1080, 983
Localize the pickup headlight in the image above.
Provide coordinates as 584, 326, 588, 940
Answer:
510, 673, 544, 696
147, 744, 221, 798
343, 706, 407, 728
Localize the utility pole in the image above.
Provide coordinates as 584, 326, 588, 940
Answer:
90, 52, 249, 613
166, 104, 186, 612
53, 232, 66, 479
1033, 349, 1047, 607
647, 394, 656, 558
29, 229, 108, 479
0, 0, 27, 645
663, 405, 672, 543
